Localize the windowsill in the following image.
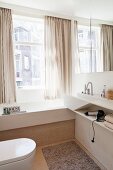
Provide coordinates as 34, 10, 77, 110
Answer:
17, 86, 44, 90
18, 99, 66, 113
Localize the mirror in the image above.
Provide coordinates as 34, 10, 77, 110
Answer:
78, 18, 113, 73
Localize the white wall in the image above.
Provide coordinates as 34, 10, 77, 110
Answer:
73, 71, 113, 96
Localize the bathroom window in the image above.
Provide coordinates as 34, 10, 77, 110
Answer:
13, 15, 44, 88
78, 25, 100, 73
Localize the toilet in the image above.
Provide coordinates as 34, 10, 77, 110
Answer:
0, 138, 36, 170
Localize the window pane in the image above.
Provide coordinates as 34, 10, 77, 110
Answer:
79, 49, 91, 73
13, 16, 44, 88
78, 25, 100, 73
13, 17, 44, 43
79, 49, 97, 73
78, 25, 99, 48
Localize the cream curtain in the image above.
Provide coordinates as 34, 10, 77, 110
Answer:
44, 16, 72, 99
0, 8, 16, 103
101, 24, 113, 71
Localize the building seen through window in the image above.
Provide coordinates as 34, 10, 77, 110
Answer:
13, 16, 44, 88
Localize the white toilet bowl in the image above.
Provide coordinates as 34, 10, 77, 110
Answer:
0, 138, 36, 170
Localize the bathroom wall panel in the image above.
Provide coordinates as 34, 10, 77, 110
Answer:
75, 113, 113, 170
0, 120, 75, 146
0, 109, 75, 131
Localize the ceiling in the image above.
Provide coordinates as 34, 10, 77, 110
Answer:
0, 0, 113, 21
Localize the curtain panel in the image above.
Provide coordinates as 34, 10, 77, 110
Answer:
101, 24, 113, 71
0, 8, 16, 103
44, 16, 72, 99
73, 21, 79, 73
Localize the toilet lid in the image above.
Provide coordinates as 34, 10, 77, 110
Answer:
0, 138, 36, 166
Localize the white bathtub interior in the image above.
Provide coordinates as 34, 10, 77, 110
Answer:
0, 99, 65, 115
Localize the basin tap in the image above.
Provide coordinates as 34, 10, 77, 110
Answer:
84, 82, 93, 95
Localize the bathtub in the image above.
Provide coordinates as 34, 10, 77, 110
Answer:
0, 99, 75, 131
0, 99, 65, 114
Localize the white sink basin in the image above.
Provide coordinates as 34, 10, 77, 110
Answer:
77, 93, 113, 111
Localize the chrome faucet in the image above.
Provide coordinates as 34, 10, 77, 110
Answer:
84, 82, 93, 95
